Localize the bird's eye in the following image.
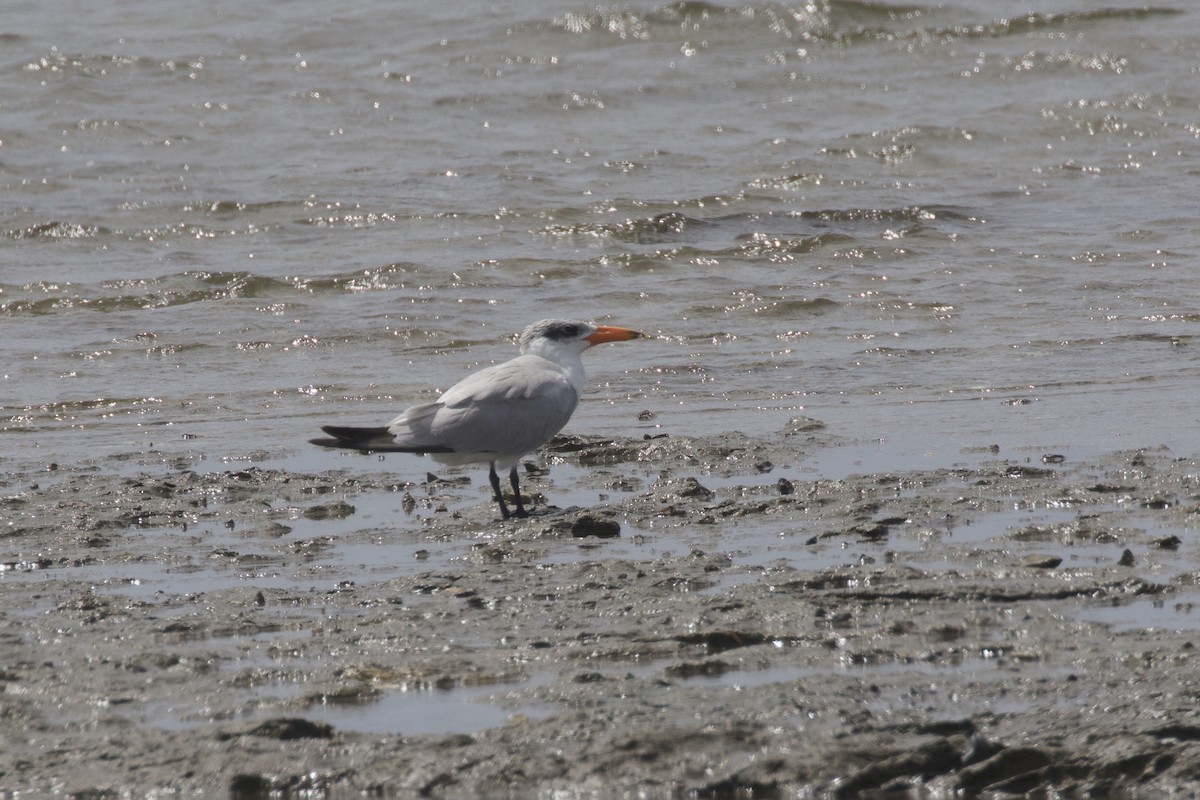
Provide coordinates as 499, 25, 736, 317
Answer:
561, 324, 578, 337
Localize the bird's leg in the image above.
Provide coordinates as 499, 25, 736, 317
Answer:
509, 465, 529, 518
488, 462, 511, 520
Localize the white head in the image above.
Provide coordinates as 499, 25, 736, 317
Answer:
517, 319, 642, 360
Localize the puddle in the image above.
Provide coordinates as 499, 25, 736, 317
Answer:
943, 506, 1082, 546
296, 656, 1022, 736
2, 541, 302, 599
801, 438, 978, 479
91, 568, 298, 599
303, 678, 555, 735
147, 684, 306, 731
141, 649, 555, 736
652, 653, 1016, 688
1077, 594, 1200, 633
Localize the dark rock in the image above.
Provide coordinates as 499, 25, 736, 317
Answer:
956, 746, 1054, 792
302, 501, 356, 520
677, 477, 713, 498
246, 717, 335, 740
572, 513, 620, 538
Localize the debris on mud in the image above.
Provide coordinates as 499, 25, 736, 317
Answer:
2, 436, 1200, 797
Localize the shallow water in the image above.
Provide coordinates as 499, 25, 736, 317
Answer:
4, 0, 1200, 481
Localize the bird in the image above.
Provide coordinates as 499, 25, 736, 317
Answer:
311, 319, 644, 519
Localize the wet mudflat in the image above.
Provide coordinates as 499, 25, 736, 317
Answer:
3, 429, 1200, 798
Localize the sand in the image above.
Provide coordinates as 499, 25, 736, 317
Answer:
3, 430, 1200, 798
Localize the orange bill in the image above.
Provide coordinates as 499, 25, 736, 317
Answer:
586, 325, 643, 344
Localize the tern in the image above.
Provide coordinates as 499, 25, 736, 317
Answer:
311, 319, 643, 519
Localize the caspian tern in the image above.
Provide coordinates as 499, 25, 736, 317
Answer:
311, 319, 643, 519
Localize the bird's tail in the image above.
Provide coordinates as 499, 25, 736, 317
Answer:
310, 425, 453, 454
310, 425, 394, 451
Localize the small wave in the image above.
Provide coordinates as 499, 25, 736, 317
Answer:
23, 49, 206, 77
538, 212, 711, 244
549, 0, 833, 42
0, 266, 441, 319
736, 231, 852, 257
855, 346, 965, 358
686, 296, 841, 318
179, 199, 294, 217
789, 206, 939, 224
536, 206, 966, 252
747, 173, 824, 191
1017, 332, 1195, 349
298, 210, 401, 228
545, 1, 1178, 49
182, 270, 293, 295
741, 206, 950, 242
965, 7, 1181, 38
5, 221, 104, 240
9, 204, 301, 245
826, 4, 1181, 45
1003, 50, 1130, 76
0, 271, 305, 316
552, 8, 651, 40
290, 262, 425, 294
24, 50, 131, 76
2, 395, 164, 421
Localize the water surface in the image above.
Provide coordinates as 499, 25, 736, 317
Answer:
4, 0, 1199, 479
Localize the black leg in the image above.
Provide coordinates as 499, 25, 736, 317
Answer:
509, 465, 528, 518
488, 462, 511, 520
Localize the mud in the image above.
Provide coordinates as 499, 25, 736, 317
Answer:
3, 429, 1200, 798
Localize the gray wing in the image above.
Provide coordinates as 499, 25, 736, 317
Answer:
387, 356, 580, 459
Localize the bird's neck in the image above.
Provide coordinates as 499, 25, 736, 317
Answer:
524, 341, 587, 395
560, 356, 586, 396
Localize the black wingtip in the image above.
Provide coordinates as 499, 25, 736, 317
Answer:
311, 425, 392, 452
311, 425, 457, 454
